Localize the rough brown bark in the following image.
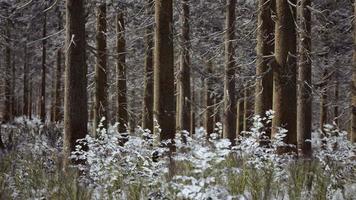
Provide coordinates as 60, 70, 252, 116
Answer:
94, 4, 108, 135
223, 0, 237, 145
23, 43, 29, 117
255, 0, 274, 121
154, 0, 176, 144
63, 0, 88, 168
272, 0, 297, 149
353, 0, 356, 143
40, 14, 47, 123
242, 87, 249, 132
204, 61, 214, 138
116, 12, 128, 134
177, 0, 191, 137
142, 0, 154, 132
297, 0, 312, 157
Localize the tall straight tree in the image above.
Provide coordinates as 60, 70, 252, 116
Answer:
297, 0, 312, 157
54, 10, 63, 122
255, 0, 274, 122
94, 3, 108, 134
204, 61, 214, 138
272, 0, 297, 149
142, 0, 154, 132
63, 0, 88, 167
116, 12, 128, 133
23, 43, 29, 117
223, 0, 237, 145
154, 0, 175, 143
40, 13, 47, 122
4, 19, 11, 122
352, 1, 356, 143
177, 0, 191, 136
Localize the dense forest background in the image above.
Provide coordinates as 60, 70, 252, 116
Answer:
0, 0, 355, 199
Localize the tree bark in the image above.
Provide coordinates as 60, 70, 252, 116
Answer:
204, 61, 214, 139
272, 0, 297, 150
320, 69, 328, 132
177, 0, 191, 138
23, 43, 29, 117
63, 0, 88, 168
116, 12, 128, 134
54, 9, 63, 122
333, 69, 339, 125
223, 0, 237, 145
40, 14, 47, 123
297, 0, 312, 157
94, 4, 108, 135
4, 20, 11, 122
236, 98, 244, 136
255, 0, 275, 125
353, 0, 356, 142
142, 0, 154, 132
154, 0, 176, 145
190, 77, 196, 135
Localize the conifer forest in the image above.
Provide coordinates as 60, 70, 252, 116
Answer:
1, 0, 356, 199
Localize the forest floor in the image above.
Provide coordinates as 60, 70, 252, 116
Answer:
0, 115, 355, 200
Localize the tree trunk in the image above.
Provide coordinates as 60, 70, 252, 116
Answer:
177, 0, 191, 138
154, 0, 176, 145
29, 80, 32, 120
11, 58, 16, 118
142, 0, 154, 132
63, 0, 88, 168
23, 43, 29, 117
333, 69, 339, 125
4, 20, 11, 122
223, 0, 237, 145
54, 9, 63, 122
116, 12, 128, 134
272, 0, 297, 150
353, 0, 356, 142
236, 98, 244, 136
255, 0, 274, 125
94, 4, 108, 135
242, 87, 250, 132
204, 61, 214, 139
320, 69, 328, 132
297, 0, 312, 157
190, 77, 196, 135
40, 14, 47, 123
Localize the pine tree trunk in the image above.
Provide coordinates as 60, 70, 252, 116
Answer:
40, 14, 47, 123
154, 0, 176, 144
29, 80, 32, 120
177, 0, 191, 138
142, 0, 154, 132
4, 20, 11, 122
190, 77, 196, 135
116, 12, 128, 134
333, 69, 339, 125
204, 61, 214, 139
94, 4, 108, 135
243, 87, 249, 132
297, 0, 312, 157
236, 98, 244, 136
353, 0, 356, 143
255, 0, 274, 124
54, 9, 63, 122
11, 58, 16, 118
63, 0, 88, 168
272, 0, 297, 150
320, 69, 328, 132
223, 0, 237, 145
23, 43, 29, 117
